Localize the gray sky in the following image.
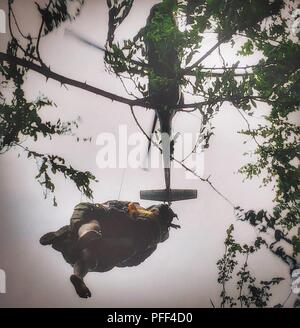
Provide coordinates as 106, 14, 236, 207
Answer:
0, 0, 297, 307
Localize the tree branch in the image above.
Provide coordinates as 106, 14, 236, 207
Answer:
184, 70, 252, 77
0, 52, 275, 113
0, 52, 254, 111
10, 7, 30, 40
199, 64, 260, 70
238, 252, 249, 308
36, 0, 53, 67
0, 52, 145, 108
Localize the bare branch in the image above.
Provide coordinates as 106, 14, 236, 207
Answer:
36, 0, 53, 67
10, 7, 29, 40
7, 3, 42, 64
200, 64, 260, 70
0, 52, 145, 108
237, 109, 263, 149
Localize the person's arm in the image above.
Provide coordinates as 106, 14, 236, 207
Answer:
128, 202, 159, 219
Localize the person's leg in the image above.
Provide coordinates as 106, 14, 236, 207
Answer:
70, 220, 102, 298
70, 248, 96, 298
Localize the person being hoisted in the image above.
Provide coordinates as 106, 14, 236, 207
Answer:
40, 200, 180, 298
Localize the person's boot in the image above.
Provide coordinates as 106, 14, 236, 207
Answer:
40, 225, 70, 245
40, 232, 57, 245
70, 275, 91, 298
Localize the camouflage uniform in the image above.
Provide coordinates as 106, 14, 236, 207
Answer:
41, 201, 176, 271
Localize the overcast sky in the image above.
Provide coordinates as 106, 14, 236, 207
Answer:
0, 0, 297, 307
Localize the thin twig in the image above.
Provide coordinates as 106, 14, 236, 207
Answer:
36, 0, 53, 67
281, 290, 292, 308
7, 2, 39, 61
238, 252, 249, 308
237, 108, 263, 149
11, 8, 29, 40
